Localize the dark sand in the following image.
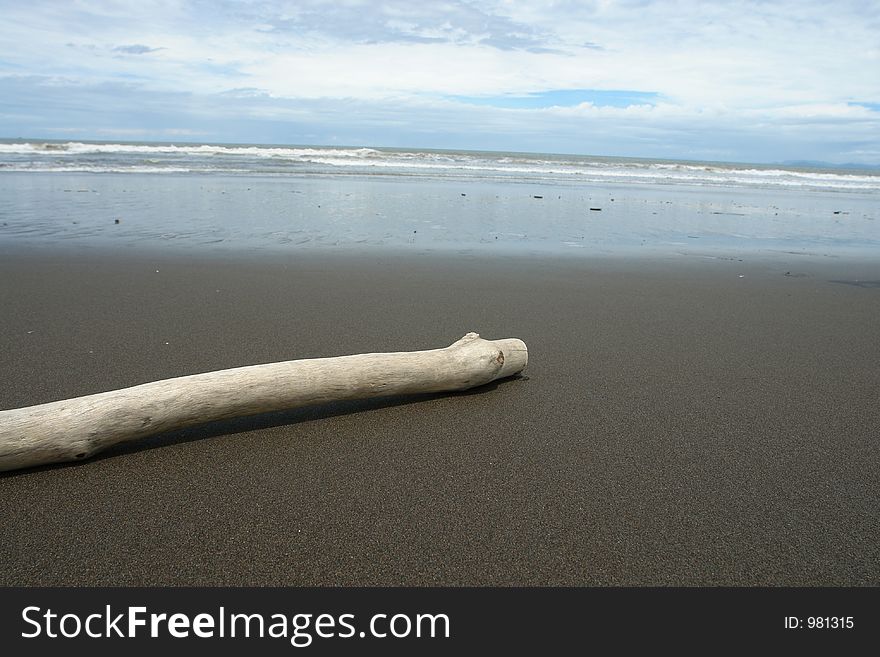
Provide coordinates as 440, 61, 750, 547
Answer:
1, 246, 878, 586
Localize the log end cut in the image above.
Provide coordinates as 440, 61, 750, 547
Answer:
490, 337, 529, 380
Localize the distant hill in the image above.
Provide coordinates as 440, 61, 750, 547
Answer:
781, 160, 880, 171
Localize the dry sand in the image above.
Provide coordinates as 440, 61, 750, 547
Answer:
1, 246, 878, 585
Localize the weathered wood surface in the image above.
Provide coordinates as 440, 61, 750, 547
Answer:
0, 333, 527, 472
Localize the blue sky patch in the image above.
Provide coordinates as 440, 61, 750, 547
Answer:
848, 101, 880, 112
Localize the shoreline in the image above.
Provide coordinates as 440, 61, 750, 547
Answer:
1, 246, 878, 586
1, 169, 877, 259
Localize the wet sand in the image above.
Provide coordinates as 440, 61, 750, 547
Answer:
1, 246, 878, 586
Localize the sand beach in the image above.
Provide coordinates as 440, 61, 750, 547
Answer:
1, 243, 878, 586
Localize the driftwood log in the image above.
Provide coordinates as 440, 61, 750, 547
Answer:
0, 332, 527, 472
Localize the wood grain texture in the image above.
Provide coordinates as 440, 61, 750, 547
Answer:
0, 333, 527, 472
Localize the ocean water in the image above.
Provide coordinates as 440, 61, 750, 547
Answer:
0, 139, 878, 258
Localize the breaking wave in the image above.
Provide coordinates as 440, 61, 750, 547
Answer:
1, 141, 877, 192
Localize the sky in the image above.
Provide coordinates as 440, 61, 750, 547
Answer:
0, 0, 878, 164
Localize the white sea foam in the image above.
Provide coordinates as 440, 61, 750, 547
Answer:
0, 141, 383, 159
0, 141, 877, 192
1, 164, 198, 174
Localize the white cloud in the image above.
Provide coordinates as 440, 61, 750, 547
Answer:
0, 0, 877, 162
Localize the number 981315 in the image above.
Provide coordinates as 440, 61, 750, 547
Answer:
807, 617, 854, 629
